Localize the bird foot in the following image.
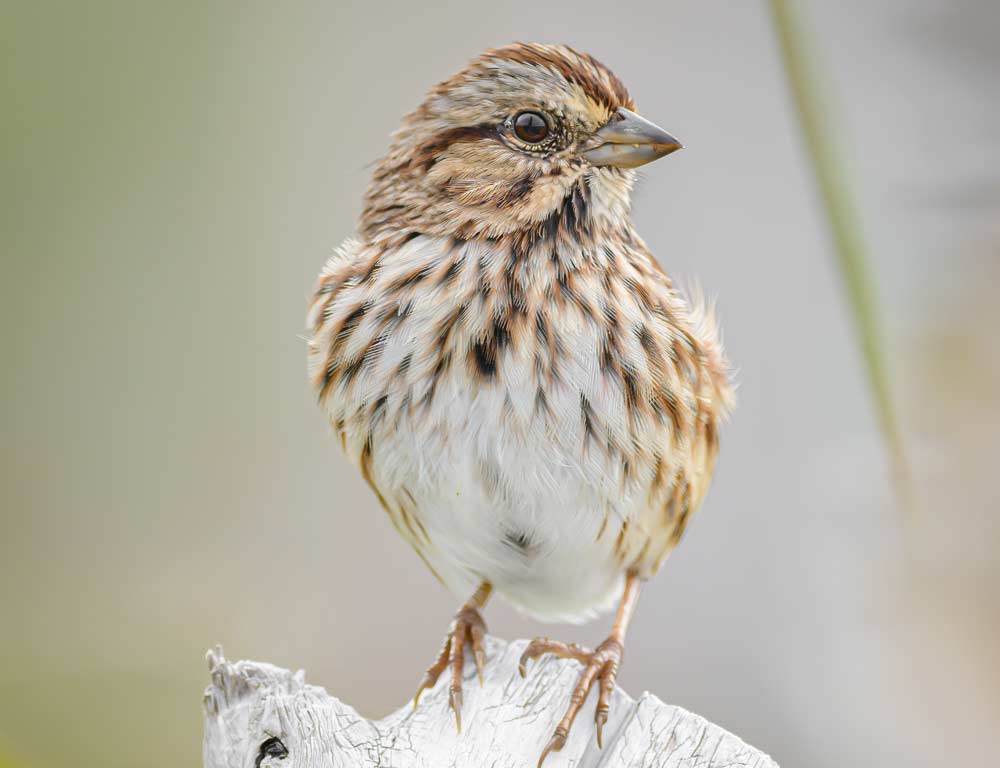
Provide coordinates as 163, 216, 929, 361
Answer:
413, 602, 487, 732
518, 635, 625, 766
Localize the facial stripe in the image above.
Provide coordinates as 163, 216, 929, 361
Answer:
408, 124, 497, 171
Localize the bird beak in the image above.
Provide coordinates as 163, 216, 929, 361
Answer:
583, 108, 682, 168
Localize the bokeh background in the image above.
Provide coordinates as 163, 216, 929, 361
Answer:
2, 1, 998, 766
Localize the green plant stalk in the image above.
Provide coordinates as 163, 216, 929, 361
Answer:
769, 0, 910, 509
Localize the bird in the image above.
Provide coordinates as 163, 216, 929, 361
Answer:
307, 43, 733, 765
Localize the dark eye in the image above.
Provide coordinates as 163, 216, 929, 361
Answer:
513, 111, 549, 143
256, 737, 288, 767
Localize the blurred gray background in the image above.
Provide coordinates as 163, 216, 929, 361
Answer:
2, 1, 998, 766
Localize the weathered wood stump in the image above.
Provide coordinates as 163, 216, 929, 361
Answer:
203, 636, 777, 767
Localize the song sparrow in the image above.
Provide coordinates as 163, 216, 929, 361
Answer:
308, 43, 732, 764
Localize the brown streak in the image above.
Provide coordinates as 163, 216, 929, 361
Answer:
409, 124, 496, 172
483, 43, 633, 111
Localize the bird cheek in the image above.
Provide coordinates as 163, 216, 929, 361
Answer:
425, 155, 468, 187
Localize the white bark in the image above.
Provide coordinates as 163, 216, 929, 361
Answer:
203, 636, 778, 768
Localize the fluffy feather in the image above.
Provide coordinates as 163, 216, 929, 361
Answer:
307, 43, 732, 622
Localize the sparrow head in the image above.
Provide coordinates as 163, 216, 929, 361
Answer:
361, 43, 681, 243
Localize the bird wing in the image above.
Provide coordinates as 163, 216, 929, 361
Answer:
618, 240, 734, 577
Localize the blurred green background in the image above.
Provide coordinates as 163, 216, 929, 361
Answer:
2, 1, 998, 766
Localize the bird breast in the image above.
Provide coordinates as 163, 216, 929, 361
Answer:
308, 232, 729, 621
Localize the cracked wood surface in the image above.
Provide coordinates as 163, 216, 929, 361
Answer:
203, 636, 778, 768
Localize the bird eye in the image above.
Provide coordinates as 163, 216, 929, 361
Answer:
513, 111, 550, 143
256, 737, 288, 767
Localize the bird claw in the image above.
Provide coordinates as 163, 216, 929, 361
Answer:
595, 709, 608, 749
474, 647, 486, 686
449, 686, 463, 732
537, 727, 568, 768
522, 635, 625, 763
412, 602, 487, 731
519, 637, 590, 678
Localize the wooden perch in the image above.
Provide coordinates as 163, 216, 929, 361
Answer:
203, 636, 778, 767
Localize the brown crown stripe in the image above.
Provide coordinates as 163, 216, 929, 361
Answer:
481, 43, 633, 111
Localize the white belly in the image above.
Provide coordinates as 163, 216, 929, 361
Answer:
365, 372, 631, 624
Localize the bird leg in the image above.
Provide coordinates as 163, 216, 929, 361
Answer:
519, 573, 642, 766
413, 581, 492, 731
